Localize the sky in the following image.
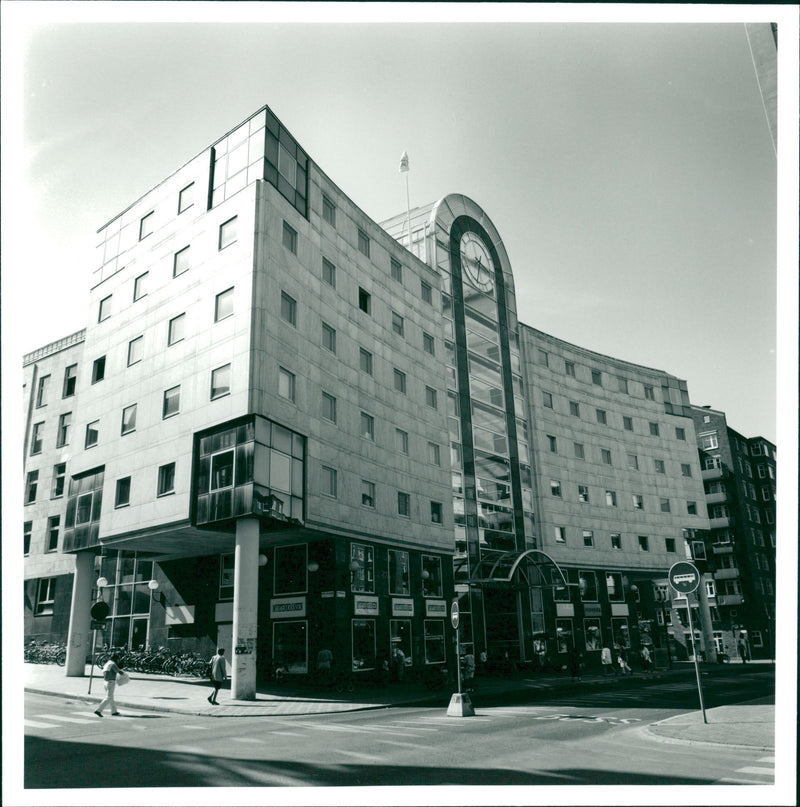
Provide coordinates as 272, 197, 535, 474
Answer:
4, 3, 795, 447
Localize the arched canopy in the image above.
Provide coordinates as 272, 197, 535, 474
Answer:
456, 549, 570, 589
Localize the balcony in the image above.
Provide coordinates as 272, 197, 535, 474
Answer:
714, 567, 740, 580
716, 593, 744, 606
705, 491, 728, 505
708, 516, 730, 530
712, 542, 734, 554
702, 466, 725, 481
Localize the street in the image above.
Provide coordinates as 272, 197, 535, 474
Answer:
24, 668, 775, 789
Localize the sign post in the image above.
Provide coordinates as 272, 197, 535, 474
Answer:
446, 599, 474, 717
668, 561, 707, 723
87, 600, 110, 695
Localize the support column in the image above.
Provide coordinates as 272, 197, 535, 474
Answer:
65, 551, 94, 676
232, 518, 260, 700
697, 574, 718, 663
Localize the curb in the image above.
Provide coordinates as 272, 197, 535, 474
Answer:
640, 723, 775, 753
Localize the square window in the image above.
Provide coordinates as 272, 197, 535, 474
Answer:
85, 420, 99, 448
660, 497, 671, 513
596, 409, 607, 425
115, 477, 131, 508
632, 494, 644, 510
139, 211, 154, 240
282, 220, 297, 253
163, 386, 180, 419
63, 365, 77, 398
427, 441, 440, 465
357, 228, 370, 257
57, 412, 71, 447
127, 335, 144, 366
623, 416, 633, 431
30, 422, 44, 454
591, 370, 602, 385
361, 480, 375, 508
611, 533, 622, 550
359, 348, 373, 375
665, 537, 676, 553
638, 535, 649, 552
361, 412, 374, 441
92, 356, 106, 384
322, 465, 338, 498
278, 367, 296, 401
178, 183, 194, 214
322, 257, 336, 287
649, 421, 660, 436
627, 453, 639, 470
391, 257, 403, 283
211, 364, 231, 399
550, 480, 561, 497
578, 485, 589, 503
687, 501, 697, 515
421, 280, 433, 304
219, 216, 238, 249
425, 386, 438, 409
392, 311, 404, 337
51, 463, 66, 498
618, 377, 628, 394
215, 287, 234, 321
173, 246, 190, 277
644, 384, 655, 400
583, 530, 594, 547
565, 361, 575, 377
158, 462, 176, 496
121, 403, 137, 435
681, 463, 692, 477
675, 427, 686, 441
322, 194, 336, 227
358, 287, 371, 314
554, 526, 566, 544
547, 435, 557, 453
606, 490, 617, 507
98, 295, 112, 322
398, 492, 411, 518
25, 471, 39, 504
281, 292, 297, 325
133, 272, 148, 301
423, 332, 435, 355
538, 349, 549, 367
394, 369, 407, 394
573, 442, 585, 459
601, 448, 612, 465
322, 392, 337, 423
654, 459, 665, 474
542, 391, 553, 408
322, 322, 336, 354
430, 501, 443, 524
168, 313, 185, 345
396, 428, 409, 455
569, 401, 580, 417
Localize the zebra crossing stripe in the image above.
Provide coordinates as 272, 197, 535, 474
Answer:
37, 713, 96, 724
25, 719, 58, 729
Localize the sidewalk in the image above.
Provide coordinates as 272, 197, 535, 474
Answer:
24, 661, 774, 751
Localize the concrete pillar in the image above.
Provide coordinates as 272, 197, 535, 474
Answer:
65, 551, 94, 676
697, 574, 718, 663
231, 518, 260, 700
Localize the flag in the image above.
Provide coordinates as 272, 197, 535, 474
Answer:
399, 151, 409, 173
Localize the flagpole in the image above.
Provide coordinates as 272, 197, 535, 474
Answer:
400, 151, 412, 251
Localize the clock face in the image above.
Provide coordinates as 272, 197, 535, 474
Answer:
460, 232, 494, 293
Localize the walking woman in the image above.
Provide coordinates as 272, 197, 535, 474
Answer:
94, 654, 123, 716
208, 648, 227, 705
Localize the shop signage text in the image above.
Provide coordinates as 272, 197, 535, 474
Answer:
270, 596, 307, 619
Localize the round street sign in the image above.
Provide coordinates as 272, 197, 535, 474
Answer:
90, 600, 110, 620
451, 600, 460, 629
668, 561, 701, 594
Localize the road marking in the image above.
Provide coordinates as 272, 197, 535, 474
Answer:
169, 745, 205, 754
37, 713, 96, 724
376, 739, 430, 749
179, 725, 211, 730
758, 756, 775, 763
333, 749, 385, 762
24, 719, 58, 729
230, 736, 265, 744
432, 716, 492, 723
389, 721, 439, 731
737, 766, 774, 777
270, 731, 305, 737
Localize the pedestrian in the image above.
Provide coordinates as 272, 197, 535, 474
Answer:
600, 645, 615, 676
617, 646, 633, 675
94, 654, 123, 716
393, 645, 406, 681
568, 646, 582, 681
316, 647, 333, 686
737, 640, 749, 663
208, 647, 227, 705
640, 645, 653, 674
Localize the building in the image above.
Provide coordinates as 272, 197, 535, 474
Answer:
689, 406, 776, 661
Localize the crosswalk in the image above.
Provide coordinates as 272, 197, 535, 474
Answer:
25, 708, 146, 730
717, 755, 775, 785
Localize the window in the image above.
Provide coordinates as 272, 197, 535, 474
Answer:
425, 386, 438, 409
359, 348, 373, 375
36, 375, 50, 407
215, 287, 234, 321
173, 246, 190, 277
660, 497, 671, 513
127, 335, 144, 366
550, 480, 561, 497
321, 322, 337, 354
573, 442, 585, 459
56, 412, 71, 447
605, 490, 617, 507
423, 332, 435, 355
35, 578, 56, 615
681, 463, 692, 477
322, 392, 337, 423
322, 257, 336, 287
321, 465, 337, 498
687, 501, 697, 515
654, 459, 665, 474
542, 391, 553, 408
569, 401, 580, 417
596, 409, 607, 425
26, 471, 44, 508
157, 462, 176, 496
211, 364, 231, 399
139, 211, 154, 239
357, 228, 370, 257
591, 370, 602, 386
358, 288, 371, 314
554, 526, 566, 544
51, 463, 66, 498
391, 257, 403, 283
98, 293, 112, 321
601, 448, 612, 465
627, 453, 639, 470
30, 422, 44, 455
547, 435, 557, 453
623, 416, 633, 431
422, 555, 443, 597
121, 403, 137, 435
361, 480, 375, 508
282, 220, 297, 253
391, 311, 405, 337
278, 367, 295, 401
24, 522, 32, 555
178, 182, 194, 213
322, 194, 336, 227
92, 356, 106, 384
219, 216, 237, 249
115, 477, 131, 508
281, 292, 297, 326
360, 412, 374, 441
618, 377, 628, 394
428, 441, 440, 466
63, 365, 77, 397
565, 361, 575, 377
611, 533, 622, 550
397, 492, 411, 518
638, 535, 649, 551
700, 433, 719, 450
430, 501, 443, 524
644, 384, 655, 400
396, 428, 409, 455
133, 272, 148, 301
578, 485, 589, 503
583, 530, 594, 547
661, 537, 675, 554
165, 313, 184, 346
85, 420, 99, 448
632, 494, 644, 510
538, 349, 549, 367
649, 422, 660, 436
421, 280, 433, 304
675, 427, 686, 441
162, 386, 180, 419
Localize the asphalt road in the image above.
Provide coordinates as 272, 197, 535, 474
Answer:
24, 668, 774, 789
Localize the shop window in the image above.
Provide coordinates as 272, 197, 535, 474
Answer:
606, 572, 624, 602
352, 619, 376, 671
350, 543, 374, 593
611, 617, 630, 648
390, 619, 412, 666
421, 555, 442, 597
273, 620, 308, 675
583, 618, 602, 651
424, 620, 446, 663
579, 570, 598, 601
555, 619, 573, 652
388, 549, 410, 595
274, 544, 307, 595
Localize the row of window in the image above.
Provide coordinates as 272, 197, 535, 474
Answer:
33, 365, 77, 408
548, 480, 700, 516
552, 527, 677, 554
23, 518, 60, 555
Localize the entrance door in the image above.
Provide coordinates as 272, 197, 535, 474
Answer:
483, 587, 521, 660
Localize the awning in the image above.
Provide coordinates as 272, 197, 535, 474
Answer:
455, 549, 570, 588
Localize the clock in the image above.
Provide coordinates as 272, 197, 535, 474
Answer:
460, 232, 494, 293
